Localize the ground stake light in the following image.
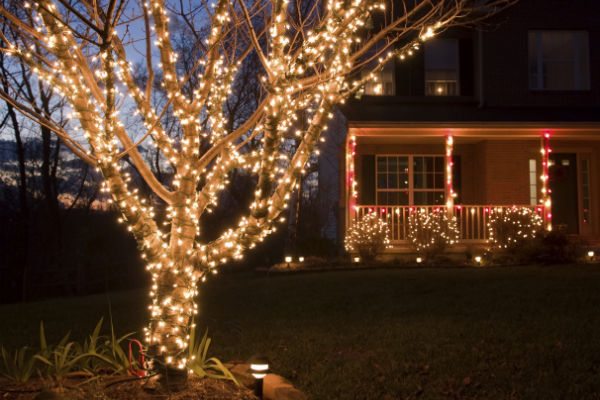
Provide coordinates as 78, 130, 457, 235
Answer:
250, 356, 270, 399
474, 256, 482, 265
588, 251, 595, 261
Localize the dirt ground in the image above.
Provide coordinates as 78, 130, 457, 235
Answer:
0, 375, 257, 400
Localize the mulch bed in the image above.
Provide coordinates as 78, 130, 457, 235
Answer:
0, 376, 257, 400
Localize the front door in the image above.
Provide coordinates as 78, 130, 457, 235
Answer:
549, 153, 578, 234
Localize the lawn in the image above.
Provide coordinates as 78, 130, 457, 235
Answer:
2, 265, 600, 399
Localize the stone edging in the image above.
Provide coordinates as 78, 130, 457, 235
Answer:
229, 363, 307, 400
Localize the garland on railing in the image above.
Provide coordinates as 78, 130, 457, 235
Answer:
487, 206, 544, 250
344, 212, 391, 261
408, 208, 459, 255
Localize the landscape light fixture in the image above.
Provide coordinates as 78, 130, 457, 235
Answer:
284, 256, 292, 267
588, 251, 595, 260
250, 355, 270, 399
298, 256, 305, 263
416, 257, 423, 264
353, 256, 361, 263
474, 256, 482, 265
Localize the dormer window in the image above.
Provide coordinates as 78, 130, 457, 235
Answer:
424, 39, 460, 96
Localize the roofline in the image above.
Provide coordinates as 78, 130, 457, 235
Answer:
347, 123, 600, 139
347, 121, 600, 129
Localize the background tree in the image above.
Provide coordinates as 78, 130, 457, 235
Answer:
0, 1, 110, 301
0, 0, 513, 383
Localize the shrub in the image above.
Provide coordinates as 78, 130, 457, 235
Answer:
527, 229, 583, 265
344, 212, 391, 261
408, 208, 459, 258
487, 207, 544, 251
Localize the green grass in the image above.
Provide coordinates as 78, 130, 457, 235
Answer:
3, 266, 600, 399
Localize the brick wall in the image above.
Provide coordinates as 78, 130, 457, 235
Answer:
480, 140, 538, 204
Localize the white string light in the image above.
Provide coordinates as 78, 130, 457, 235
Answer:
0, 0, 502, 369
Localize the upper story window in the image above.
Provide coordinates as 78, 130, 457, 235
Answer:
425, 39, 459, 96
528, 31, 590, 91
363, 60, 395, 95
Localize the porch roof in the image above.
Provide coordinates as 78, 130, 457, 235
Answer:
347, 125, 600, 140
341, 101, 600, 126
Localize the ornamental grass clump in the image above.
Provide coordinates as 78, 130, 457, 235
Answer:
408, 208, 459, 259
344, 212, 391, 261
0, 319, 136, 386
487, 207, 544, 251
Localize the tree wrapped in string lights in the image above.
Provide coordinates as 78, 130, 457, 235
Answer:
344, 211, 391, 261
408, 208, 460, 258
487, 207, 544, 251
0, 0, 513, 383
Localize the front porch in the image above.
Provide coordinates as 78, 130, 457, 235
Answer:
354, 204, 545, 245
342, 125, 600, 249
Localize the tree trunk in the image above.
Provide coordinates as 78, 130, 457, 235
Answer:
1, 54, 30, 301
149, 172, 199, 390
40, 88, 64, 277
6, 102, 30, 301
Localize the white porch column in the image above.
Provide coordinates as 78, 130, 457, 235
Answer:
445, 133, 455, 216
345, 134, 358, 229
540, 131, 552, 231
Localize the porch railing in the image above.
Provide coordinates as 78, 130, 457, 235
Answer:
353, 205, 544, 243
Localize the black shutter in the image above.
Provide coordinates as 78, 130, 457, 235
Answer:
459, 38, 474, 96
359, 155, 376, 205
412, 50, 425, 96
452, 155, 461, 204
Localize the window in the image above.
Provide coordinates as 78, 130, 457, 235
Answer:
529, 159, 537, 205
528, 31, 590, 91
413, 156, 445, 205
425, 39, 459, 96
376, 156, 409, 205
363, 60, 395, 95
376, 155, 445, 205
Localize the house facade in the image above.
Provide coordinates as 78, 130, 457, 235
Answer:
340, 0, 600, 250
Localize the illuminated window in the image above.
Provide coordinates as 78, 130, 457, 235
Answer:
363, 60, 395, 95
425, 39, 459, 96
528, 31, 590, 91
529, 159, 537, 205
376, 155, 445, 205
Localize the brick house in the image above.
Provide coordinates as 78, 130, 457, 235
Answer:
339, 0, 600, 250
